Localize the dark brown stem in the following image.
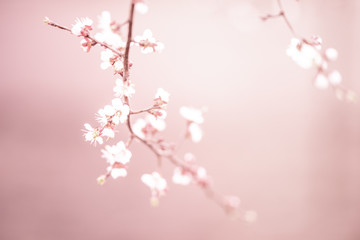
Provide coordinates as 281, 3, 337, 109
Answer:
123, 3, 135, 84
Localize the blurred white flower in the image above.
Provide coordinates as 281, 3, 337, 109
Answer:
71, 17, 93, 36
172, 167, 192, 185
100, 49, 116, 70
314, 73, 329, 89
325, 48, 338, 61
180, 106, 204, 124
328, 70, 342, 85
188, 122, 203, 143
154, 88, 169, 107
286, 38, 322, 69
133, 0, 149, 14
141, 172, 167, 206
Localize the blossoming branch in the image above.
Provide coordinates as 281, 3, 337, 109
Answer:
45, 0, 256, 222
262, 0, 357, 102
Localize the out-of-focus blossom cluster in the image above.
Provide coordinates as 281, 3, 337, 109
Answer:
141, 172, 167, 206
287, 36, 356, 102
172, 153, 210, 187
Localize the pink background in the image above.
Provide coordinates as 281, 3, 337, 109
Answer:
1, 0, 360, 239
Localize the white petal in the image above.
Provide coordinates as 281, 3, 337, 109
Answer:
111, 168, 127, 179
121, 105, 130, 116
135, 2, 148, 14
112, 116, 120, 125
104, 105, 116, 116
84, 123, 93, 131
100, 62, 111, 70
94, 33, 105, 42
180, 106, 204, 124
119, 115, 128, 124
85, 132, 94, 141
102, 128, 115, 138
112, 98, 123, 110
141, 174, 155, 189
143, 29, 153, 39
117, 141, 126, 150
189, 123, 203, 142
155, 88, 170, 102
96, 137, 103, 145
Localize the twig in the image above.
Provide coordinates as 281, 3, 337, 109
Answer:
45, 19, 124, 57
260, 0, 297, 37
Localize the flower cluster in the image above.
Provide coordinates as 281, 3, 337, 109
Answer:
46, 0, 254, 220
262, 0, 356, 103
141, 172, 167, 206
287, 37, 356, 101
97, 141, 132, 183
133, 115, 166, 139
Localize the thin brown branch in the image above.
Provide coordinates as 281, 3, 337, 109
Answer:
130, 106, 161, 115
45, 19, 124, 57
123, 3, 135, 84
261, 0, 297, 37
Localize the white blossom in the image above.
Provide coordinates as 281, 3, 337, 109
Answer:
189, 123, 203, 143
100, 49, 116, 70
71, 17, 93, 36
134, 29, 164, 54
172, 167, 192, 185
154, 88, 169, 107
83, 123, 103, 145
325, 48, 338, 61
286, 38, 322, 69
328, 70, 342, 85
314, 73, 329, 89
180, 106, 204, 124
141, 172, 167, 206
133, 0, 149, 14
111, 98, 130, 125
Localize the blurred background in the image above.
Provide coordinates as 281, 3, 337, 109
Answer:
0, 0, 359, 239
